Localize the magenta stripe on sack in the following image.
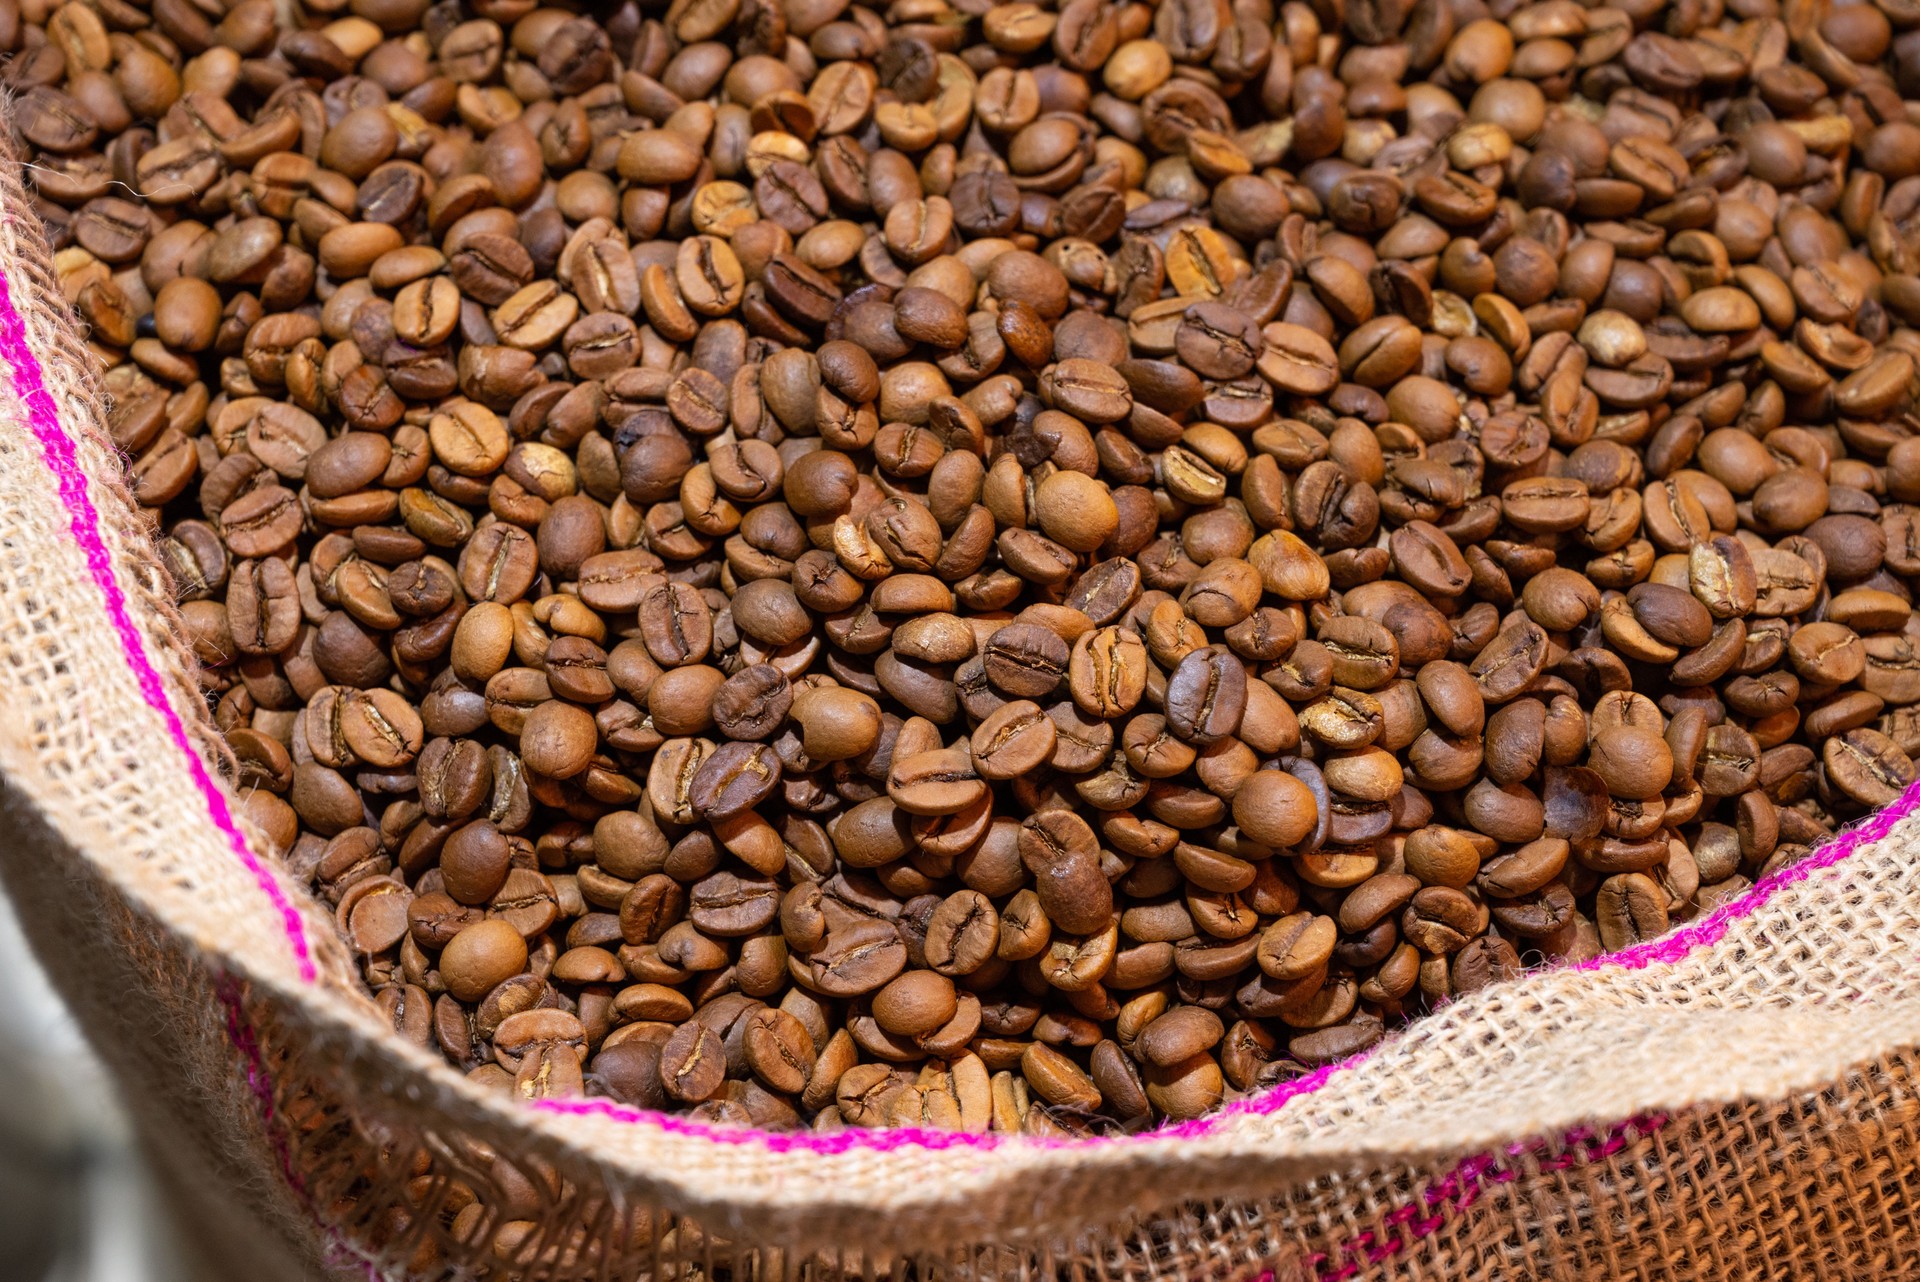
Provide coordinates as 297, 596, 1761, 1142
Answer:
0, 224, 318, 985
1303, 1112, 1670, 1279
218, 980, 382, 1280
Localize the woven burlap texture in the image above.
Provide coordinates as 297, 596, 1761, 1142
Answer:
0, 104, 1919, 1279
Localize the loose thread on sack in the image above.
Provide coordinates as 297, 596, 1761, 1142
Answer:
0, 222, 319, 985
11, 160, 185, 204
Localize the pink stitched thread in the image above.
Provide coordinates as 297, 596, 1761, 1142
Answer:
1571, 772, 1920, 974
0, 245, 318, 985
219, 980, 383, 1281
218, 977, 307, 1196
1310, 1114, 1671, 1278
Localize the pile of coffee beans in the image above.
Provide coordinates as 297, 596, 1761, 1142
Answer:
16, 0, 1920, 1133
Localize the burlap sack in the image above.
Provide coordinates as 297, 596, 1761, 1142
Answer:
4, 118, 1920, 1282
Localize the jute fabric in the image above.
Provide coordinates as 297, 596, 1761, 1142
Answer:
1, 110, 1917, 1281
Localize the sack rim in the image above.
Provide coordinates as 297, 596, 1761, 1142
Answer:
8, 91, 1920, 1278
0, 218, 321, 987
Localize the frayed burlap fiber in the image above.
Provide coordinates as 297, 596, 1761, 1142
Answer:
2, 105, 1920, 1282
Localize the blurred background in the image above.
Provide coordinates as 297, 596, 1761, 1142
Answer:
0, 888, 190, 1281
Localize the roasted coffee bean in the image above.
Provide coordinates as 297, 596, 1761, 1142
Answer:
971, 700, 1058, 780
711, 665, 793, 741
923, 890, 999, 976
983, 622, 1070, 699
1018, 809, 1113, 935
689, 741, 784, 820
1165, 647, 1246, 744
742, 1007, 815, 1094
890, 747, 988, 816
1595, 873, 1670, 952
441, 919, 528, 1004
226, 558, 300, 656
339, 878, 412, 955
441, 820, 512, 906
1068, 626, 1148, 718
658, 1020, 727, 1103
1825, 727, 1917, 808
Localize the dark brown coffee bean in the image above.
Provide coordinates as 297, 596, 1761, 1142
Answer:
1068, 626, 1148, 718
889, 747, 987, 817
1825, 727, 1916, 808
687, 870, 781, 937
1594, 873, 1670, 952
923, 889, 999, 976
519, 700, 599, 779
339, 878, 412, 954
441, 820, 512, 906
220, 485, 303, 558
489, 869, 560, 939
658, 1020, 726, 1102
970, 700, 1058, 780
1136, 1006, 1224, 1068
225, 557, 300, 656
742, 1007, 815, 1093
1018, 809, 1113, 935
338, 689, 424, 769
803, 905, 908, 997
441, 919, 529, 1003
983, 622, 1069, 699
689, 741, 784, 819
1165, 646, 1246, 744
711, 665, 793, 741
